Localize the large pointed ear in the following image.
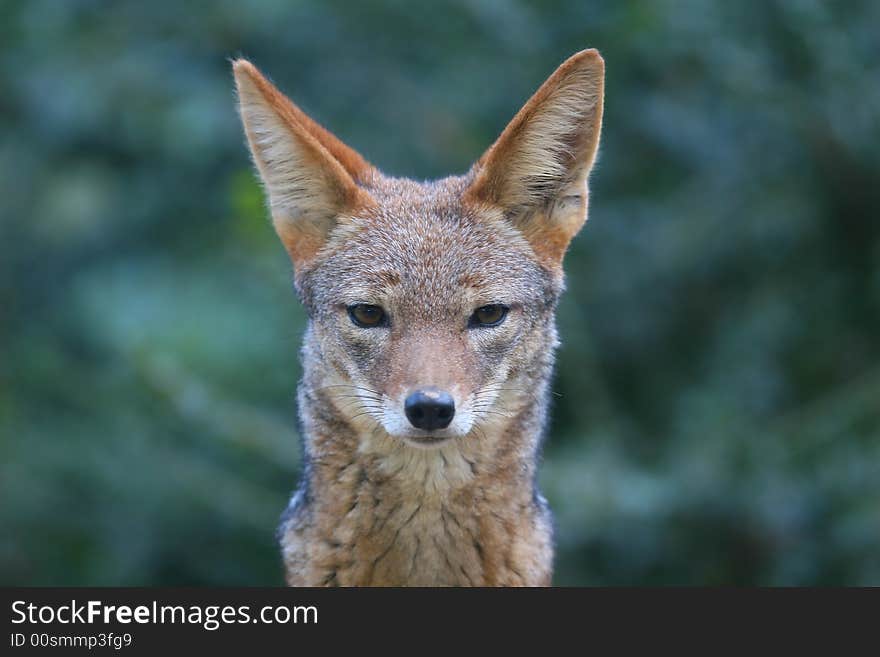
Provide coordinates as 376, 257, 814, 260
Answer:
232, 59, 375, 269
465, 49, 604, 266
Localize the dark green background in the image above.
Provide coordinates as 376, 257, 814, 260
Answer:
2, 1, 879, 585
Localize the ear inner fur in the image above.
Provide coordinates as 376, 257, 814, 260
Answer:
464, 49, 604, 266
233, 59, 375, 269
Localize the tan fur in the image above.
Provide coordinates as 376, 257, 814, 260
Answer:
233, 61, 376, 268
232, 50, 605, 586
466, 50, 604, 266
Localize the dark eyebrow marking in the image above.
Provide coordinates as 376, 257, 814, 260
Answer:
375, 270, 401, 286
457, 272, 487, 288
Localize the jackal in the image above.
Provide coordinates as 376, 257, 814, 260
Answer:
233, 49, 604, 586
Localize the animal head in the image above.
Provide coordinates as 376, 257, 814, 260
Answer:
233, 51, 604, 448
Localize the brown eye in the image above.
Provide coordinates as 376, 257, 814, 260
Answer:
469, 304, 509, 328
347, 304, 387, 328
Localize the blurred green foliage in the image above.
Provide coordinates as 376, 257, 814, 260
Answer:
2, 0, 879, 585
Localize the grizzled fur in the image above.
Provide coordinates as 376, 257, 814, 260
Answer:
233, 50, 605, 585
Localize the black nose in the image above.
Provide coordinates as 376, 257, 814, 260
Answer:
404, 388, 455, 431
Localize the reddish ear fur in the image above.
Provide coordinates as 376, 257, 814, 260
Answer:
465, 50, 605, 266
232, 59, 374, 268
234, 52, 603, 271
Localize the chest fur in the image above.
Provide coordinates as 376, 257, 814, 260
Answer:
340, 498, 485, 586
280, 457, 552, 586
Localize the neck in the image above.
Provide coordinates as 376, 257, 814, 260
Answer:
279, 371, 554, 586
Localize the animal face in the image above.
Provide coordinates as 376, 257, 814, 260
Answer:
233, 50, 603, 448
299, 178, 558, 446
